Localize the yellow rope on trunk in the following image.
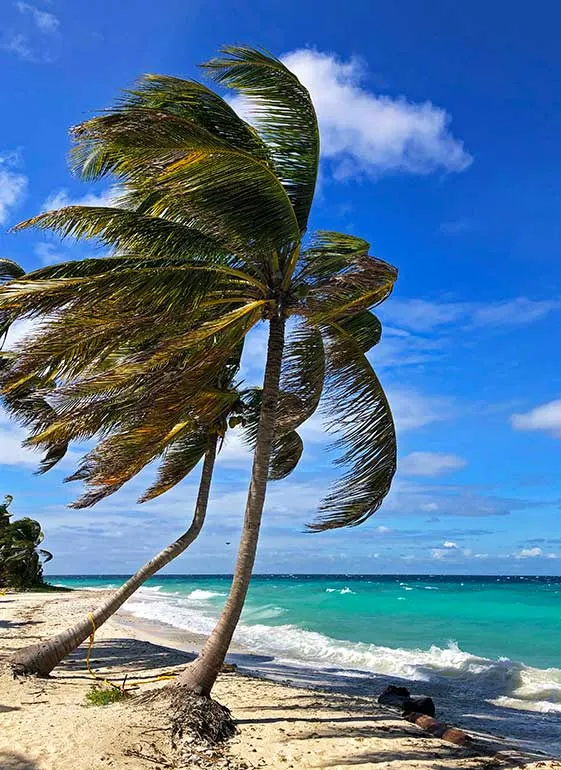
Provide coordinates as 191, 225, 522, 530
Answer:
86, 612, 177, 692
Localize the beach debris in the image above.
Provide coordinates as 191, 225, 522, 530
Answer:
404, 695, 435, 717
377, 684, 410, 708
377, 685, 435, 717
404, 712, 472, 747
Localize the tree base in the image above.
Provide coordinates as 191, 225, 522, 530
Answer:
141, 685, 237, 746
10, 644, 54, 678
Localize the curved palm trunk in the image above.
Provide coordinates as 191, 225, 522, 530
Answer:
11, 436, 218, 677
177, 314, 286, 696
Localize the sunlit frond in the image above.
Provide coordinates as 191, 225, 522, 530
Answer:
138, 430, 210, 502
299, 232, 397, 323
203, 46, 320, 234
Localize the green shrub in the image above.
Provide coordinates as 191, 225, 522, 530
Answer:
85, 685, 129, 706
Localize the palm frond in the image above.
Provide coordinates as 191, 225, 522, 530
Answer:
0, 259, 26, 281
298, 231, 397, 323
307, 324, 397, 531
68, 108, 301, 256
337, 310, 382, 353
279, 323, 325, 426
203, 46, 320, 234
123, 74, 271, 163
269, 430, 303, 481
138, 430, 209, 502
14, 206, 229, 264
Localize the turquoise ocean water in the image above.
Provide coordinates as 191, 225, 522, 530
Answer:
49, 574, 561, 754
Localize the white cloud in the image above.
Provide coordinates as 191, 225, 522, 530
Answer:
376, 525, 392, 534
385, 388, 453, 433
232, 49, 471, 180
511, 400, 561, 439
0, 152, 27, 224
380, 297, 561, 334
516, 547, 543, 559
0, 408, 39, 467
16, 3, 60, 34
42, 187, 120, 211
400, 451, 466, 477
431, 548, 447, 560
443, 540, 458, 549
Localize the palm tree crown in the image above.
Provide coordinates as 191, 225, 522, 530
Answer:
0, 46, 397, 530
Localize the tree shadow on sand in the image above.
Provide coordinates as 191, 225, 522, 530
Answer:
0, 752, 40, 770
227, 655, 558, 761
57, 637, 195, 681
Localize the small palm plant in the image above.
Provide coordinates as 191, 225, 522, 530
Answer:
0, 46, 398, 695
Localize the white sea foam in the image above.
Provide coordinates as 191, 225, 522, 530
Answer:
186, 589, 224, 602
123, 584, 561, 752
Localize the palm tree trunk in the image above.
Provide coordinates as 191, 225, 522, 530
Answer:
176, 313, 286, 696
11, 436, 218, 677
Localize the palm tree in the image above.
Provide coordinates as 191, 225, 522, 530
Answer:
11, 434, 217, 675
8, 352, 302, 676
0, 499, 53, 589
0, 46, 398, 695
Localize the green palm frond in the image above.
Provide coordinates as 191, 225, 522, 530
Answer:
0, 264, 260, 321
279, 324, 325, 426
337, 310, 382, 353
307, 324, 397, 531
203, 46, 320, 234
14, 206, 229, 265
123, 74, 271, 163
299, 231, 370, 280
138, 430, 211, 503
68, 108, 301, 257
300, 231, 398, 322
0, 259, 26, 282
306, 255, 397, 322
269, 430, 303, 481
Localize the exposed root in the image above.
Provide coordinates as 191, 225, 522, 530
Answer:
135, 684, 238, 767
169, 687, 237, 746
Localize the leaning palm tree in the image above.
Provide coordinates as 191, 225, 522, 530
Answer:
0, 46, 398, 695
7, 344, 303, 676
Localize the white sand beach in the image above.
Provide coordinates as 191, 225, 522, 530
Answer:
1, 590, 560, 770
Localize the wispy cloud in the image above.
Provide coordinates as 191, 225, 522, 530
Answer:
0, 33, 33, 60
0, 151, 27, 224
511, 400, 561, 439
16, 2, 60, 34
400, 451, 467, 477
42, 187, 120, 211
2, 3, 60, 62
232, 48, 472, 181
380, 297, 561, 334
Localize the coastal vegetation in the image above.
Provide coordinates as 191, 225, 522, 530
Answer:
0, 495, 53, 589
0, 44, 397, 710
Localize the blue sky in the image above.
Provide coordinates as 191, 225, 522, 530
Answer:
1, 0, 560, 575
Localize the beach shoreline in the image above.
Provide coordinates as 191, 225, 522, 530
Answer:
1, 589, 559, 770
